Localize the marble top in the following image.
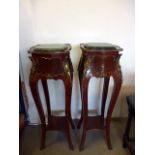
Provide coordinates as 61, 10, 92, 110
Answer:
81, 43, 123, 51
28, 44, 71, 54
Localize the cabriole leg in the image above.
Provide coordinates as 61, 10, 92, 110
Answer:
105, 71, 122, 149
30, 76, 46, 150
79, 77, 90, 151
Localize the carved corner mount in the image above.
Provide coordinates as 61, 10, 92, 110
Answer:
83, 57, 91, 77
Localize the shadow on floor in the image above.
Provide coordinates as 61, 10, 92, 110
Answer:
20, 120, 130, 155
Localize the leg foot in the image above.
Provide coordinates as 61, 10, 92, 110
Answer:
66, 123, 74, 150
79, 128, 87, 151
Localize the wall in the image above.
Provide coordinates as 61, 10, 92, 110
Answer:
19, 0, 134, 124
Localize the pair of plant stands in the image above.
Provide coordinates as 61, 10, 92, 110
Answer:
29, 43, 123, 151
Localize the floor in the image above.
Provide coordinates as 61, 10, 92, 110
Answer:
20, 119, 130, 155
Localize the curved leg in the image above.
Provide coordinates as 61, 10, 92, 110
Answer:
69, 73, 75, 129
77, 106, 83, 129
65, 123, 74, 150
105, 71, 122, 149
63, 76, 74, 150
77, 73, 83, 129
69, 113, 75, 129
41, 79, 51, 121
30, 76, 46, 150
101, 77, 110, 121
69, 108, 75, 129
79, 76, 90, 151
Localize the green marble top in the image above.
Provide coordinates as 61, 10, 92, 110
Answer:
28, 44, 71, 54
81, 43, 123, 51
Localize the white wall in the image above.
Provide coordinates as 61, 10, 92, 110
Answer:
19, 0, 134, 124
